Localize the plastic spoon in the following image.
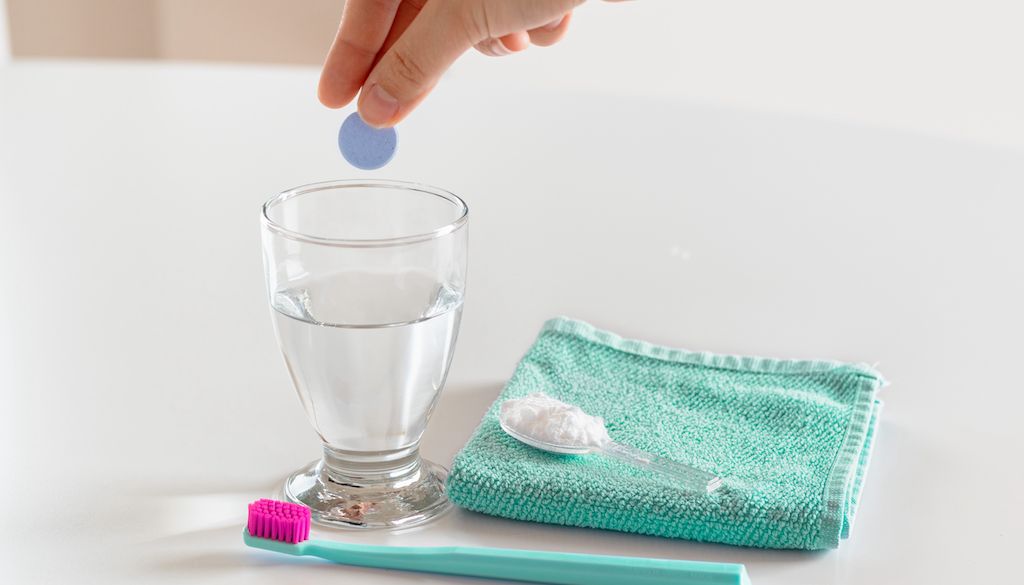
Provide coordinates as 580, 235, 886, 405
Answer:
499, 410, 723, 494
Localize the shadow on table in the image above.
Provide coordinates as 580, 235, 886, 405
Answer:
421, 380, 507, 463
134, 379, 851, 583
142, 513, 827, 584
142, 525, 461, 582
145, 536, 524, 584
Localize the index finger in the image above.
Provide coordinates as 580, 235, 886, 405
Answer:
376, 0, 428, 65
318, 0, 403, 108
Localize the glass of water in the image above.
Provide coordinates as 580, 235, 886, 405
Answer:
261, 179, 467, 529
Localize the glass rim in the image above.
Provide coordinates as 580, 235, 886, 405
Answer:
261, 179, 469, 248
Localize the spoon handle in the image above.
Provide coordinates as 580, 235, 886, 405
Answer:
599, 441, 724, 493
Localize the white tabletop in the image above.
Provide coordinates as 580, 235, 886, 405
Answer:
1, 61, 1021, 584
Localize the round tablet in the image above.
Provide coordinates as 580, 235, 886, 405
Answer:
338, 112, 397, 170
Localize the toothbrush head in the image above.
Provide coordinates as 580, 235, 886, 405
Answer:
247, 499, 311, 544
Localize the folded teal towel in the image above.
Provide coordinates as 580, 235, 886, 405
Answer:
446, 318, 885, 550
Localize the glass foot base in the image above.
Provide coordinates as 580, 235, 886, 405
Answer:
283, 457, 452, 530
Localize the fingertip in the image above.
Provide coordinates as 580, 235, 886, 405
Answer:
356, 80, 436, 128
356, 83, 401, 128
317, 66, 359, 109
318, 88, 351, 109
499, 32, 531, 53
542, 12, 571, 31
528, 12, 572, 47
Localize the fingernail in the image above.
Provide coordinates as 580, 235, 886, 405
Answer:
359, 83, 399, 127
492, 38, 514, 56
542, 16, 566, 30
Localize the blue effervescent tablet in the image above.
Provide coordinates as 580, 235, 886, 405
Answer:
338, 112, 397, 170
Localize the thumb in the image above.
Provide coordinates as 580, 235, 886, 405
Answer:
357, 1, 473, 127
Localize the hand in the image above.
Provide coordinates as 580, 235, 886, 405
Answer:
318, 0, 586, 127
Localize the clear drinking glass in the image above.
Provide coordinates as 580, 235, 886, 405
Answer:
260, 179, 468, 529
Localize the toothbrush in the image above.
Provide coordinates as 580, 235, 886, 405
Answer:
243, 499, 751, 585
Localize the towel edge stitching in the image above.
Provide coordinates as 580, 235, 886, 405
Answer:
543, 316, 886, 382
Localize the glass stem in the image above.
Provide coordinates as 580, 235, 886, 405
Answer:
321, 444, 423, 487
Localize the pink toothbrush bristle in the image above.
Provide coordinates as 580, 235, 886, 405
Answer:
247, 499, 311, 543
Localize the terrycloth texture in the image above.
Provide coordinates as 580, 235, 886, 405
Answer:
446, 318, 885, 550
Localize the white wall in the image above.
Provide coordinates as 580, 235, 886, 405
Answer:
4, 0, 1023, 149
0, 0, 10, 63
451, 0, 1024, 151
4, 0, 339, 63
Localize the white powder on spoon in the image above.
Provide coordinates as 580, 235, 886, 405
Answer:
499, 392, 610, 448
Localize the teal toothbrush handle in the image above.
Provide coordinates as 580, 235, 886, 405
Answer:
244, 530, 750, 585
